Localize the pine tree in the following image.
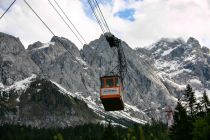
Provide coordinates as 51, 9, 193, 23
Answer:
183, 84, 196, 118
201, 90, 210, 113
170, 101, 191, 140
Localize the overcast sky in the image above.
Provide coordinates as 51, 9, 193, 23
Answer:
0, 0, 210, 49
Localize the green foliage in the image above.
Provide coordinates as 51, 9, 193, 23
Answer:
139, 126, 145, 140
170, 85, 210, 140
184, 84, 197, 118
0, 121, 170, 140
192, 116, 210, 140
170, 101, 192, 140
54, 133, 64, 140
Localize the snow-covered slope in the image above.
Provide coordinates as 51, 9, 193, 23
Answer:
52, 81, 148, 125
145, 37, 210, 99
0, 75, 147, 127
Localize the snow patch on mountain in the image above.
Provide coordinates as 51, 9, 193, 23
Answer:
184, 54, 197, 62
50, 81, 77, 98
162, 48, 175, 56
32, 42, 55, 50
0, 83, 4, 89
100, 120, 126, 128
75, 57, 87, 66
188, 79, 202, 85
3, 74, 36, 91
169, 69, 192, 77
155, 60, 180, 71
205, 89, 210, 98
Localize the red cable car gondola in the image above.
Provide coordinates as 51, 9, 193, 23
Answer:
100, 75, 124, 111
100, 34, 127, 111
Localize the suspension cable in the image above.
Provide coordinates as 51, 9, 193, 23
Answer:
24, 0, 55, 36
93, 0, 110, 33
87, 0, 105, 33
53, 0, 87, 44
47, 0, 84, 46
0, 0, 16, 20
24, 0, 87, 71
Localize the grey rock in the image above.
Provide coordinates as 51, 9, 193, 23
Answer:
0, 32, 40, 85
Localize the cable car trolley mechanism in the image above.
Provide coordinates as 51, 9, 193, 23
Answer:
100, 34, 127, 111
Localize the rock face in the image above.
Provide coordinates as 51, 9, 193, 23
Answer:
0, 32, 210, 128
0, 33, 40, 85
28, 36, 94, 93
81, 35, 176, 120
145, 37, 210, 99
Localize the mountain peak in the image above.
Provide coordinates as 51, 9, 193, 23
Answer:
51, 36, 75, 47
51, 36, 79, 53
27, 41, 43, 50
0, 32, 25, 54
187, 37, 201, 48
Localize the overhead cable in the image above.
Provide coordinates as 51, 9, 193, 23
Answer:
87, 0, 106, 33
24, 0, 87, 71
53, 0, 87, 44
47, 0, 84, 46
93, 0, 110, 32
0, 0, 16, 20
24, 0, 55, 36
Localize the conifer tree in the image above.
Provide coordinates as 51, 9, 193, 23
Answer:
183, 84, 196, 118
201, 90, 210, 113
170, 101, 191, 140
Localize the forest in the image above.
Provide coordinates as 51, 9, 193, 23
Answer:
0, 84, 209, 140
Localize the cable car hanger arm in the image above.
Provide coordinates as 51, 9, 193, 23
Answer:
104, 34, 127, 85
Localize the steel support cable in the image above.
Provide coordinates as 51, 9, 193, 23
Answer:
0, 0, 16, 20
47, 0, 84, 46
88, 0, 111, 61
93, 0, 110, 32
52, 0, 87, 44
24, 0, 55, 36
24, 0, 88, 73
89, 0, 106, 33
91, 0, 107, 31
87, 0, 105, 33
86, 0, 112, 67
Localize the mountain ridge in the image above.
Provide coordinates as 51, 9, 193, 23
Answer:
0, 32, 209, 128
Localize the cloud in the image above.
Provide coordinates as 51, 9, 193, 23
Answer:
0, 0, 101, 49
98, 0, 210, 48
0, 0, 210, 49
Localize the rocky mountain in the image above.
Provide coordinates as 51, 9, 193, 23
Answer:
140, 37, 210, 99
0, 33, 40, 86
0, 32, 209, 128
0, 75, 99, 128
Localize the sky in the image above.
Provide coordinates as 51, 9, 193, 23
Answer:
0, 0, 210, 49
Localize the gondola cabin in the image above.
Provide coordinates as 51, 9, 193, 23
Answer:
100, 75, 124, 111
